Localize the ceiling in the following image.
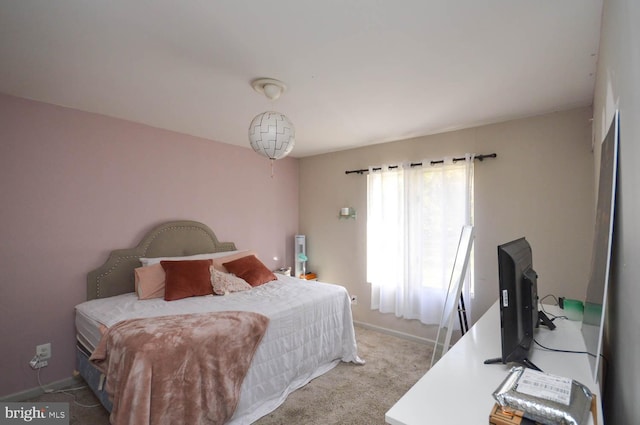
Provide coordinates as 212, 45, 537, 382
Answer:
0, 1, 603, 158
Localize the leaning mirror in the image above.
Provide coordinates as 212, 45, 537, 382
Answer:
430, 225, 475, 367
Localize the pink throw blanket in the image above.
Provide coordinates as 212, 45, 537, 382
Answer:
90, 311, 269, 425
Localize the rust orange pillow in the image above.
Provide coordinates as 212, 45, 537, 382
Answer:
222, 255, 277, 287
211, 250, 255, 273
161, 259, 214, 301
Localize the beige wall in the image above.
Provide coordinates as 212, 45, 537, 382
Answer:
299, 107, 594, 340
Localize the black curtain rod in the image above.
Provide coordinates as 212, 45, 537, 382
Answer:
344, 153, 497, 175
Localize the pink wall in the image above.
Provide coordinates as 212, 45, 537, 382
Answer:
0, 94, 299, 397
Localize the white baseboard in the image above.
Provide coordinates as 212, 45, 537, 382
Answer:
0, 375, 84, 402
354, 320, 436, 346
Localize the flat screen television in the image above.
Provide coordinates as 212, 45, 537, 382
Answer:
484, 237, 554, 371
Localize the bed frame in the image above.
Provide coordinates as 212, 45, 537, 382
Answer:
79, 220, 363, 424
79, 220, 237, 412
86, 220, 236, 299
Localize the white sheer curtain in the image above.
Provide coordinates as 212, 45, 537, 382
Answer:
367, 155, 474, 325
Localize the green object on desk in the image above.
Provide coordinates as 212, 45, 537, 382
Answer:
563, 298, 584, 321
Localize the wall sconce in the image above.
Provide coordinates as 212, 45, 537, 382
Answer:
339, 207, 357, 219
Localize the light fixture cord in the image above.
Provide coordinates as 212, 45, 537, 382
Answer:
270, 159, 275, 178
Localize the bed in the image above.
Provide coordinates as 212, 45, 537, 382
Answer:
75, 220, 363, 424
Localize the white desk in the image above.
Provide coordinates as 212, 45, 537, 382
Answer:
386, 302, 603, 425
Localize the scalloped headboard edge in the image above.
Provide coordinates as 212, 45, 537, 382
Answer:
86, 220, 236, 299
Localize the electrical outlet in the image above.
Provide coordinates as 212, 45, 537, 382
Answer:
36, 343, 51, 360
29, 355, 48, 369
350, 295, 358, 305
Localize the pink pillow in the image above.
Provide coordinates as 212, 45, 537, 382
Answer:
210, 267, 252, 295
222, 255, 277, 287
161, 259, 214, 301
134, 264, 165, 300
211, 250, 255, 273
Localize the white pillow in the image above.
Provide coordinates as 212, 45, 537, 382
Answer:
210, 266, 252, 295
139, 250, 243, 267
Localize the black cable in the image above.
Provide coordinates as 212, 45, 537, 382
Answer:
534, 338, 596, 358
535, 338, 610, 375
539, 294, 559, 306
538, 294, 568, 321
534, 300, 612, 389
534, 338, 611, 396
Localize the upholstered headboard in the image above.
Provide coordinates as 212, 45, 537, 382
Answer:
87, 220, 237, 300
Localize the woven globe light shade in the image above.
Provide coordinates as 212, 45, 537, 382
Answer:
248, 111, 295, 160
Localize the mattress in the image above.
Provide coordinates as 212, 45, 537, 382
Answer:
74, 275, 363, 424
75, 308, 104, 351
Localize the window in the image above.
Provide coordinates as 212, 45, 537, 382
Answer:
367, 156, 474, 325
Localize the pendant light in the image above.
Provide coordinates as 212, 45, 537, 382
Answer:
248, 79, 295, 161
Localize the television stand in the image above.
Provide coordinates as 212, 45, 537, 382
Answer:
538, 310, 556, 330
521, 358, 542, 372
482, 356, 542, 372
483, 310, 555, 370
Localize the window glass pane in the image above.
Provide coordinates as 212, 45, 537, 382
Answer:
420, 165, 466, 289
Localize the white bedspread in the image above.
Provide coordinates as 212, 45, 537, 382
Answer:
75, 275, 364, 424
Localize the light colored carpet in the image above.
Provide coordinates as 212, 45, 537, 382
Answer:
254, 326, 432, 425
28, 325, 433, 424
